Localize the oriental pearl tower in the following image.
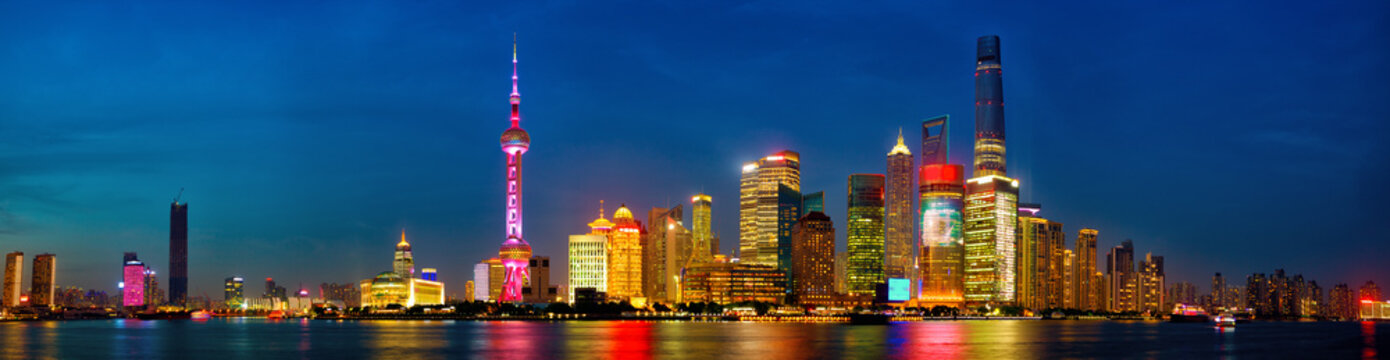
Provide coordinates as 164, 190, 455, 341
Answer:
498, 39, 532, 303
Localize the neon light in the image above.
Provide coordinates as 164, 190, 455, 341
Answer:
765, 155, 784, 161
742, 164, 757, 173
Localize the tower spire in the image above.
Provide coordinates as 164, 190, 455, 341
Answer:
599, 200, 606, 219
889, 127, 912, 155
509, 34, 520, 127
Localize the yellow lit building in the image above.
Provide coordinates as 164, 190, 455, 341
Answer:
607, 205, 643, 300
963, 175, 1019, 306
682, 263, 786, 305
738, 150, 801, 267
568, 204, 610, 302
359, 271, 444, 308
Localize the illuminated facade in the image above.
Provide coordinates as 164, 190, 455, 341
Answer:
1107, 240, 1137, 312
409, 278, 445, 307
682, 263, 787, 305
3, 252, 20, 309
497, 41, 534, 303
1138, 253, 1165, 314
169, 201, 188, 308
488, 258, 504, 301
29, 254, 55, 307
691, 195, 714, 265
395, 230, 414, 279
224, 277, 244, 309
362, 271, 408, 307
846, 174, 885, 297
607, 205, 643, 300
644, 206, 690, 304
1076, 229, 1100, 311
801, 191, 824, 215
568, 207, 609, 302
421, 268, 437, 282
963, 175, 1018, 305
973, 35, 1006, 177
791, 211, 834, 306
885, 130, 915, 285
738, 150, 801, 268
1017, 207, 1064, 310
122, 253, 146, 307
919, 164, 965, 306
473, 260, 490, 301
1061, 249, 1075, 309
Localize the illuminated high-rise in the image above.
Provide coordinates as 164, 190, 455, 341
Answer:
791, 211, 834, 306
395, 230, 415, 279
487, 258, 504, 301
607, 204, 643, 300
224, 276, 244, 309
1017, 205, 1063, 310
738, 150, 801, 268
1076, 229, 1101, 311
919, 164, 965, 306
846, 174, 885, 297
1138, 253, 1165, 314
1212, 273, 1227, 310
29, 254, 55, 307
973, 35, 1006, 177
3, 252, 20, 309
885, 130, 915, 284
691, 194, 714, 265
963, 175, 1019, 305
122, 253, 146, 308
497, 41, 533, 303
568, 202, 610, 302
473, 260, 492, 301
644, 206, 690, 303
963, 35, 1019, 306
169, 201, 188, 308
1107, 240, 1136, 312
1061, 249, 1075, 309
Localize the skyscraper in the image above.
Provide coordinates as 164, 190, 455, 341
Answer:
169, 201, 188, 308
3, 252, 20, 309
487, 258, 504, 301
568, 202, 610, 302
1017, 205, 1063, 310
473, 261, 491, 301
1212, 273, 1227, 310
607, 204, 643, 300
777, 185, 802, 284
921, 115, 949, 166
738, 150, 801, 268
523, 256, 553, 303
973, 35, 1006, 177
29, 254, 55, 307
644, 206, 690, 303
919, 164, 965, 306
1138, 253, 1165, 314
691, 194, 714, 265
224, 276, 244, 309
395, 230, 415, 279
963, 175, 1019, 305
1076, 229, 1100, 311
791, 211, 834, 306
421, 268, 438, 282
963, 35, 1020, 306
801, 191, 825, 215
846, 174, 885, 297
1107, 240, 1136, 312
885, 130, 915, 284
122, 253, 145, 308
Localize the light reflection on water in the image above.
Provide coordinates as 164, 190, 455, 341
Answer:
0, 319, 1384, 359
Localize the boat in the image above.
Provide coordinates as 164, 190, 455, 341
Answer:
190, 311, 211, 321
267, 310, 286, 319
1168, 304, 1211, 323
1213, 312, 1236, 327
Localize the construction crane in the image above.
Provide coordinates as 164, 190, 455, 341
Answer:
173, 188, 184, 204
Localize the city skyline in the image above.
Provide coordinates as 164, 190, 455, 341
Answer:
1, 1, 1387, 298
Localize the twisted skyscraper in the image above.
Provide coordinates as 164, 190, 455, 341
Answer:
498, 41, 533, 303
964, 35, 1020, 306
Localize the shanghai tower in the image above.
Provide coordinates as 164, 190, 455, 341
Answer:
963, 35, 1019, 306
498, 39, 533, 303
973, 35, 1006, 177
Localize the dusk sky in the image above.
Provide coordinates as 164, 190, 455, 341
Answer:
1, 1, 1386, 298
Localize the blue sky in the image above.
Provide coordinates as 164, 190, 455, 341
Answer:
1, 0, 1387, 298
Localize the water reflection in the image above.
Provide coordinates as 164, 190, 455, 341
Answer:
0, 318, 1384, 359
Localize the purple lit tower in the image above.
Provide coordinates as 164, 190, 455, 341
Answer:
498, 40, 533, 303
